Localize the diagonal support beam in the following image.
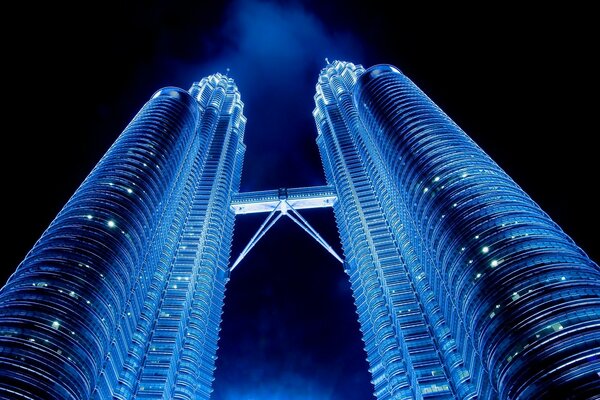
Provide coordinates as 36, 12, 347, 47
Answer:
230, 198, 343, 272
230, 204, 284, 272
284, 201, 343, 264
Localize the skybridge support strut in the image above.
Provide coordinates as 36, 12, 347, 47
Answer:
230, 186, 342, 271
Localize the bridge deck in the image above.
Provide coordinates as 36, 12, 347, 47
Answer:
231, 185, 336, 214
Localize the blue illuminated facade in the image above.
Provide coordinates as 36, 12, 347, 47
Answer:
315, 61, 600, 399
1, 62, 599, 400
0, 74, 245, 399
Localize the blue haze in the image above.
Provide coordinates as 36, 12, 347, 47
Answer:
1, 1, 598, 399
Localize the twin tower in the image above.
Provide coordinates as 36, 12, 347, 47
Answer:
1, 62, 598, 400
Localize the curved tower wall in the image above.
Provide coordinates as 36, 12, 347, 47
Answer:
352, 64, 600, 399
0, 74, 245, 400
315, 61, 478, 399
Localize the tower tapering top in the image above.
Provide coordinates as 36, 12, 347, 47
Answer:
188, 72, 241, 99
319, 60, 363, 78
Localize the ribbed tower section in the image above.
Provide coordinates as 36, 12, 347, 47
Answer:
352, 64, 600, 399
314, 61, 477, 399
0, 74, 245, 400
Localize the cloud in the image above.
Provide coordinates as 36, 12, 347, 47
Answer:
203, 0, 362, 85
176, 0, 364, 189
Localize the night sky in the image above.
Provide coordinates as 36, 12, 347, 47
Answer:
3, 2, 598, 399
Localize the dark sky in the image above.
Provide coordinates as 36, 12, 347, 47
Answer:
3, 2, 598, 399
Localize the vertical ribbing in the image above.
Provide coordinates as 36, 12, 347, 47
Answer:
354, 65, 600, 399
0, 88, 199, 400
315, 61, 472, 399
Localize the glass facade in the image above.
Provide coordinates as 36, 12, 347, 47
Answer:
1, 61, 598, 400
0, 74, 245, 400
315, 61, 600, 399
315, 61, 474, 400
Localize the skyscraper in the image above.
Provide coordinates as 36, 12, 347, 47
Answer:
315, 62, 474, 399
1, 61, 599, 400
314, 61, 600, 399
0, 74, 246, 399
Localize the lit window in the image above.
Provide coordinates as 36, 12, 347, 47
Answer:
551, 322, 563, 331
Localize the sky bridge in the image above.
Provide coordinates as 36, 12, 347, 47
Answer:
230, 186, 342, 271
